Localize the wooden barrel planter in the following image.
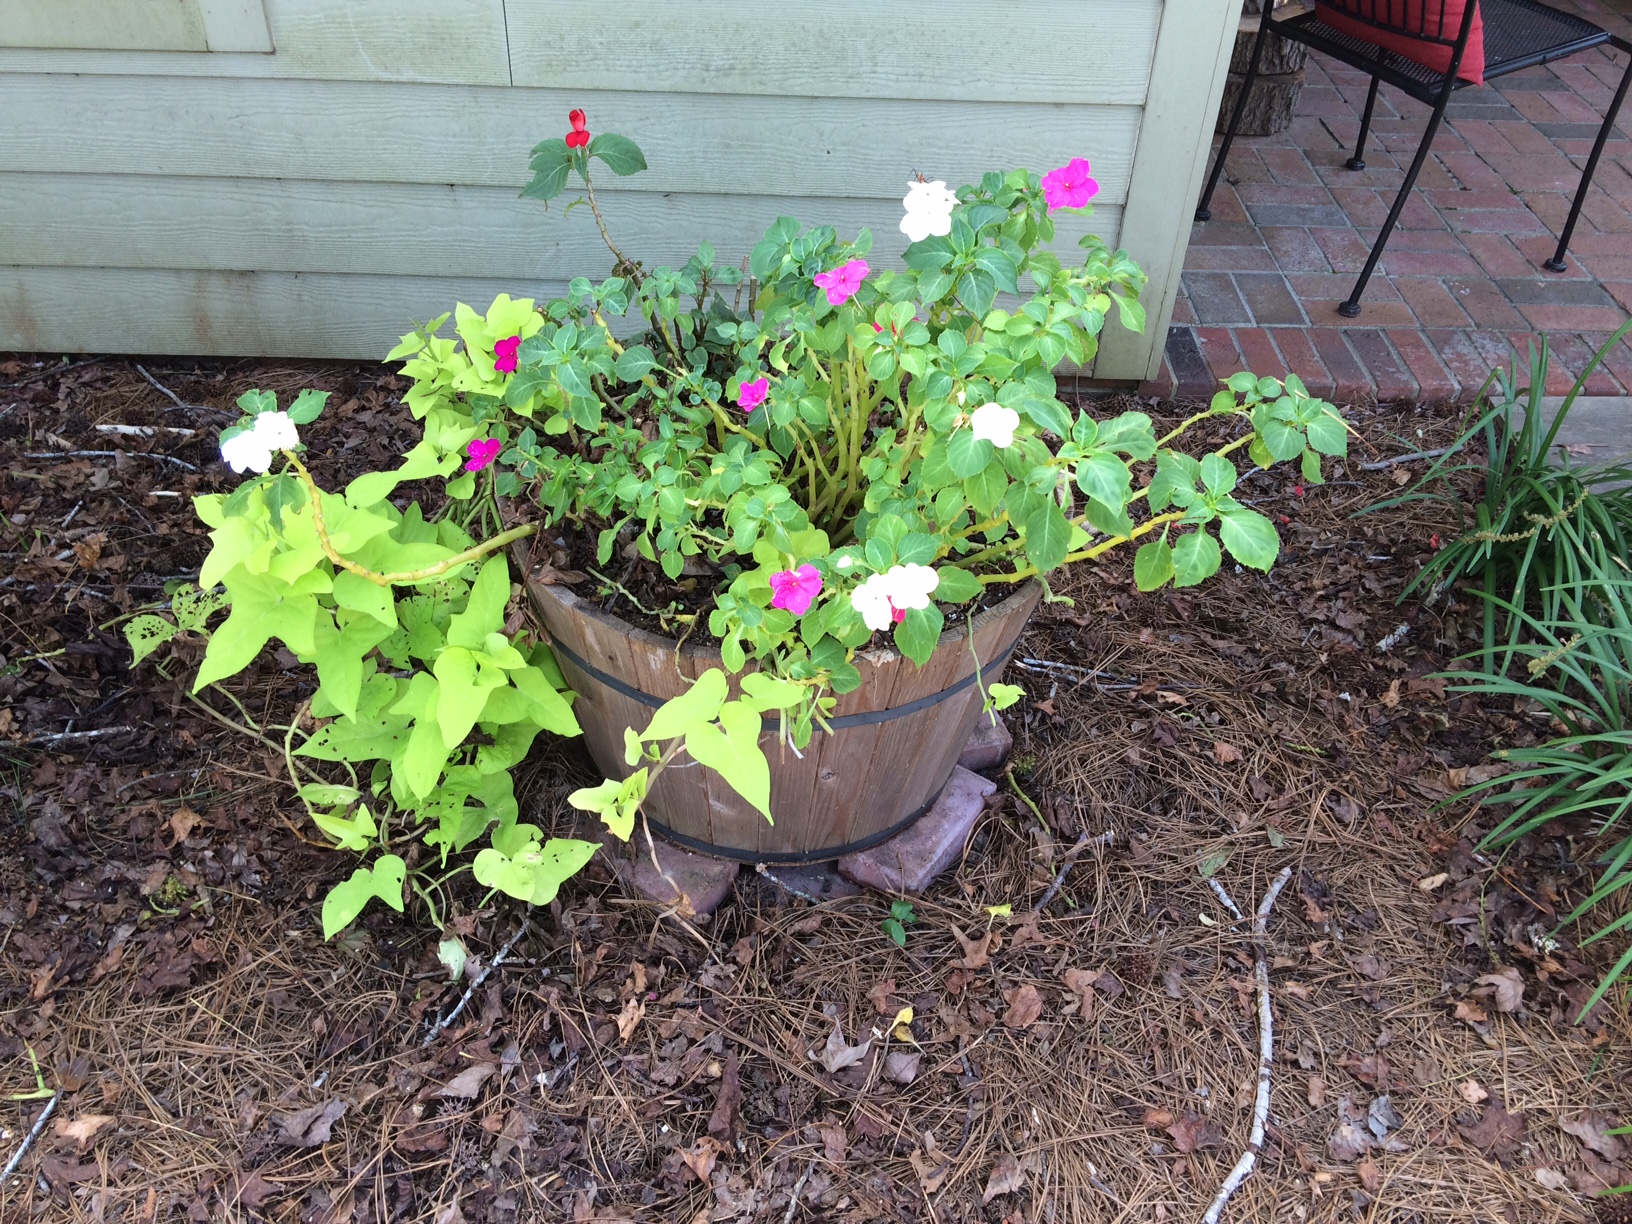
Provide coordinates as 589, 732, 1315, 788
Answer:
518, 560, 1039, 864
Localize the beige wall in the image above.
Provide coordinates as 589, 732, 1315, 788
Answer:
0, 0, 1237, 380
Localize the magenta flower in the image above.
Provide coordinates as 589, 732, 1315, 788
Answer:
769, 564, 823, 616
736, 376, 769, 414
812, 258, 870, 306
1040, 157, 1100, 212
493, 335, 522, 373
464, 437, 502, 472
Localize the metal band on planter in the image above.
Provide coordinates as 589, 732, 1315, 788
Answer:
544, 627, 1027, 730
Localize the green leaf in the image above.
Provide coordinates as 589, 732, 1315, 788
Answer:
1022, 498, 1071, 573
332, 570, 397, 628
613, 344, 656, 382
964, 463, 1008, 516
1133, 536, 1175, 592
737, 673, 806, 712
567, 768, 648, 841
946, 428, 994, 479
955, 267, 997, 318
472, 837, 599, 905
1217, 507, 1280, 572
642, 669, 729, 743
1075, 453, 1131, 511
1199, 453, 1237, 495
445, 555, 510, 649
892, 603, 944, 667
171, 584, 228, 633
432, 646, 494, 748
321, 854, 405, 939
986, 682, 1025, 711
125, 615, 178, 666
684, 701, 773, 820
311, 804, 377, 852
193, 603, 274, 689
588, 133, 647, 176
931, 566, 982, 603
286, 389, 330, 425
1172, 529, 1222, 588
1304, 406, 1348, 456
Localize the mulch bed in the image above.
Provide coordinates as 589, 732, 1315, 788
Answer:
1, 354, 1628, 1223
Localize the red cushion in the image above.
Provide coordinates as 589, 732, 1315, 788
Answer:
1314, 0, 1486, 85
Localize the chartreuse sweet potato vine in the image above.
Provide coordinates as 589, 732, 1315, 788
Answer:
128, 113, 1346, 937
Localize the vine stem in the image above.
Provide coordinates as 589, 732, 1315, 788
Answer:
283, 452, 535, 586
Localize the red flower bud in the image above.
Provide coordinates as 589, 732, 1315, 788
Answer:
566, 109, 590, 149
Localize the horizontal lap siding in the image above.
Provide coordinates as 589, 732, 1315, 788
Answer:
0, 0, 1163, 360
0, 174, 1126, 280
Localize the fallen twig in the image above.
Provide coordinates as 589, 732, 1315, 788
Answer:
0, 1093, 58, 1182
1032, 827, 1114, 912
1012, 656, 1204, 693
9, 725, 135, 749
1201, 866, 1293, 1224
134, 364, 233, 419
782, 1158, 817, 1224
755, 862, 825, 905
1358, 447, 1448, 471
421, 908, 534, 1048
24, 450, 199, 472
0, 358, 101, 391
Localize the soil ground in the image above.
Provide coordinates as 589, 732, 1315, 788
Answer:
1, 354, 1628, 1224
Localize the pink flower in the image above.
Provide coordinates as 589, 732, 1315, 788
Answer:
812, 258, 870, 306
493, 335, 522, 373
736, 376, 769, 414
1040, 157, 1099, 212
464, 437, 502, 472
768, 564, 823, 616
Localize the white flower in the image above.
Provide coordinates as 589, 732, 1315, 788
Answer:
254, 410, 299, 451
218, 410, 300, 474
851, 573, 895, 632
969, 402, 1020, 449
835, 555, 855, 570
849, 563, 943, 632
900, 179, 958, 243
884, 563, 940, 611
220, 429, 273, 474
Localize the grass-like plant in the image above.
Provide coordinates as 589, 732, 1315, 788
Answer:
1382, 322, 1632, 1019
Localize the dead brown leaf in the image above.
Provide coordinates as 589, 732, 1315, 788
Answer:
680, 1136, 725, 1183
883, 1050, 922, 1085
1307, 1077, 1326, 1108
1347, 953, 1390, 981
168, 806, 201, 845
615, 997, 645, 1043
706, 1052, 741, 1141
1002, 983, 1044, 1029
438, 1062, 497, 1100
982, 1152, 1029, 1203
1062, 968, 1097, 1019
952, 925, 999, 969
816, 1120, 847, 1164
1458, 1080, 1488, 1104
274, 1098, 347, 1147
1559, 1111, 1625, 1161
1211, 740, 1243, 764
1475, 966, 1524, 1014
813, 1019, 873, 1074
1460, 1097, 1527, 1164
1167, 1114, 1222, 1153
53, 1113, 114, 1152
1356, 1156, 1382, 1193
867, 978, 899, 1015
1454, 999, 1489, 1025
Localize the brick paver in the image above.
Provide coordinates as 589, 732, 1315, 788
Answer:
1149, 15, 1632, 405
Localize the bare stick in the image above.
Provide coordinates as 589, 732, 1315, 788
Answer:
755, 862, 825, 905
133, 364, 232, 420
421, 909, 534, 1048
782, 1158, 817, 1224
11, 725, 135, 749
1358, 447, 1448, 471
1, 1093, 58, 1181
24, 450, 198, 472
1032, 828, 1113, 913
1202, 866, 1293, 1224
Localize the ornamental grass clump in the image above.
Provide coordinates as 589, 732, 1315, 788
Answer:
131, 113, 1348, 936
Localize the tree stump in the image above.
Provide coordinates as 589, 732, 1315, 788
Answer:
1216, 4, 1308, 137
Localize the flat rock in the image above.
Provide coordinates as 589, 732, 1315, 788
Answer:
837, 766, 996, 894
594, 825, 740, 917
957, 715, 1013, 772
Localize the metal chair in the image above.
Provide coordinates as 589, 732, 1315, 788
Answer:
1196, 0, 1632, 316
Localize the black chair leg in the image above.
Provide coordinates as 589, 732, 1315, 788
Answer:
1347, 74, 1383, 171
1545, 42, 1632, 273
1197, 11, 1275, 222
1339, 92, 1455, 316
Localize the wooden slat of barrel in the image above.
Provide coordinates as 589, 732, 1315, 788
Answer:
516, 552, 1038, 859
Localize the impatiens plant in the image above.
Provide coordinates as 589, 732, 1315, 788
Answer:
134, 110, 1347, 937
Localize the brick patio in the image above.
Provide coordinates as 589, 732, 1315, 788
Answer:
1147, 0, 1632, 405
